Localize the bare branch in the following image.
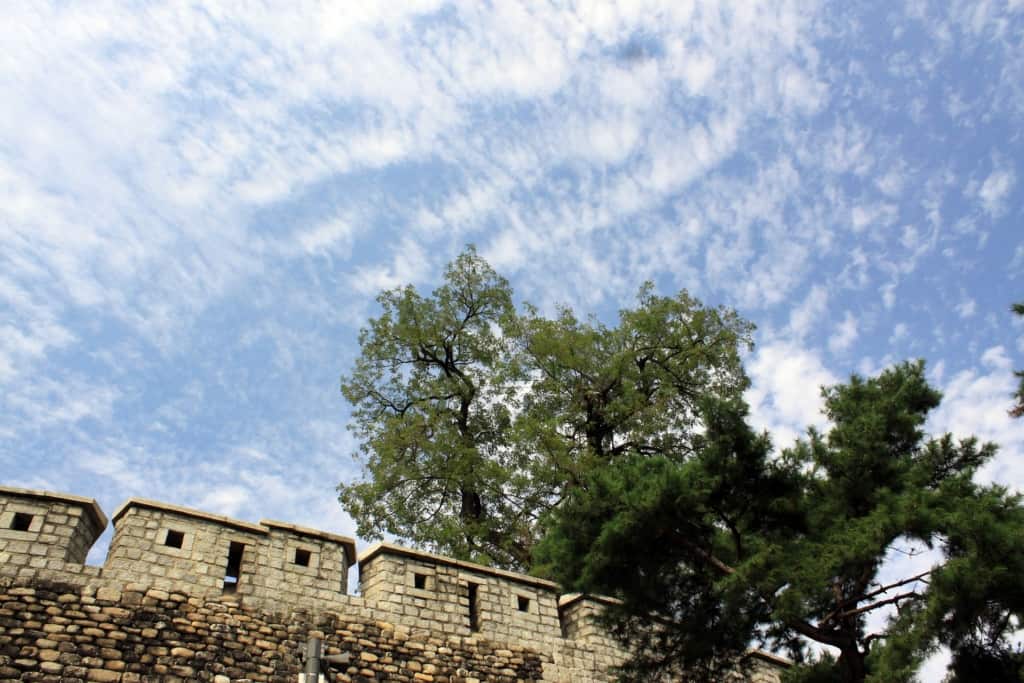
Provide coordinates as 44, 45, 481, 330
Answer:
836, 591, 921, 620
820, 570, 932, 625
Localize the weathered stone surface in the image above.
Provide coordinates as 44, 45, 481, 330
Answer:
0, 485, 787, 682
95, 587, 121, 602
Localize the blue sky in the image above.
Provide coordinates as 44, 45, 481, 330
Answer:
2, 1, 1023, 672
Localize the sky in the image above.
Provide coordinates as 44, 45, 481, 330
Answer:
2, 1, 1023, 676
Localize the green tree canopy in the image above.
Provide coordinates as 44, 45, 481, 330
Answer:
536, 361, 1024, 683
339, 247, 753, 569
340, 248, 528, 567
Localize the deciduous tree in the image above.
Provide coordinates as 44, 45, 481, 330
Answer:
340, 247, 528, 567
340, 247, 753, 569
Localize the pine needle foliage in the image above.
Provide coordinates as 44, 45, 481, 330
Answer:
537, 362, 1023, 683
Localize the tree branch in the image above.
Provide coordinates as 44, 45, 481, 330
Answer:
820, 570, 931, 625
835, 591, 921, 620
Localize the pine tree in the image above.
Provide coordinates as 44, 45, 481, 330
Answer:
537, 362, 1023, 683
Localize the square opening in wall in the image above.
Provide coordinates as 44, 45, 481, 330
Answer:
517, 595, 530, 612
223, 542, 245, 595
294, 548, 311, 566
414, 572, 427, 590
164, 529, 185, 548
10, 512, 33, 532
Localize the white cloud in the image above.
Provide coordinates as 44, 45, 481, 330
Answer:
585, 116, 643, 165
746, 341, 838, 449
418, 177, 514, 237
828, 311, 859, 354
978, 165, 1016, 216
675, 49, 717, 94
814, 120, 875, 176
929, 346, 1024, 490
776, 63, 828, 114
295, 216, 356, 257
197, 486, 253, 518
4, 376, 121, 436
900, 225, 918, 250
349, 238, 432, 295
876, 167, 906, 197
1010, 245, 1024, 277
0, 320, 75, 382
955, 296, 977, 318
850, 202, 898, 232
788, 285, 829, 339
78, 450, 148, 493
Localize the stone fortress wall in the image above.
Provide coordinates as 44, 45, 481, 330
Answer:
0, 485, 787, 682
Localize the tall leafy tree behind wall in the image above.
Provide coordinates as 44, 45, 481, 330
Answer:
339, 246, 753, 569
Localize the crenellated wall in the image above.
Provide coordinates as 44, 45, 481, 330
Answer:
358, 544, 564, 651
0, 485, 787, 682
103, 498, 354, 607
0, 488, 106, 568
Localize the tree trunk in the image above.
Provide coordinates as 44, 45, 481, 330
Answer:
838, 647, 867, 683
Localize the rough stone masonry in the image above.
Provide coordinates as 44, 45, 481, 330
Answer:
0, 485, 788, 682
